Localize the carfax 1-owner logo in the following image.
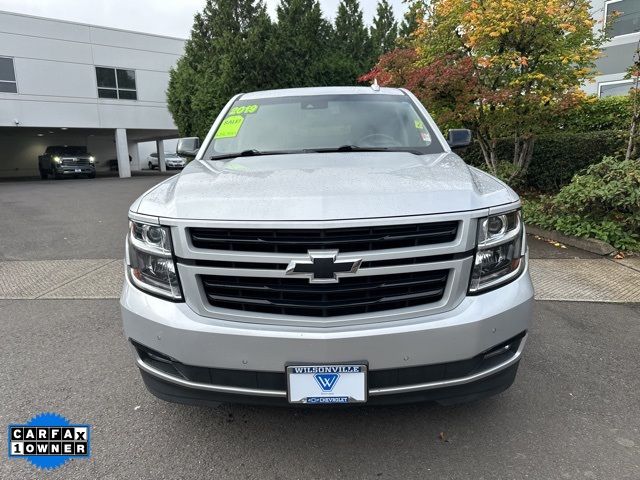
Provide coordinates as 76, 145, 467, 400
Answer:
7, 412, 91, 470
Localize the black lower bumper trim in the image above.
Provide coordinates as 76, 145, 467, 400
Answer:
139, 361, 520, 407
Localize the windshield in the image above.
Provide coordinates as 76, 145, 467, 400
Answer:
47, 146, 89, 155
205, 94, 444, 158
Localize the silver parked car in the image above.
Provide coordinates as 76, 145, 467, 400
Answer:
121, 86, 533, 406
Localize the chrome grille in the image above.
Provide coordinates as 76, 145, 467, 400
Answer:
189, 221, 459, 254
171, 214, 477, 327
201, 270, 449, 317
61, 158, 91, 166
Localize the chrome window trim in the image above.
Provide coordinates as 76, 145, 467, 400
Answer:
134, 334, 526, 398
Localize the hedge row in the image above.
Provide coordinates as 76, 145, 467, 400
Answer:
559, 96, 631, 133
459, 130, 627, 192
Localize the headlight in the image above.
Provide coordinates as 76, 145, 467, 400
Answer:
89, 156, 95, 163
469, 209, 525, 293
53, 156, 61, 163
126, 220, 182, 300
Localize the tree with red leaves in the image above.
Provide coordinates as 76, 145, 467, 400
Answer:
361, 0, 603, 181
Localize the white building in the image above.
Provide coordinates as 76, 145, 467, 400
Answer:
589, 0, 640, 97
0, 10, 185, 178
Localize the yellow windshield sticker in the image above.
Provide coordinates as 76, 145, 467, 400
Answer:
215, 115, 244, 139
229, 104, 259, 115
414, 120, 424, 129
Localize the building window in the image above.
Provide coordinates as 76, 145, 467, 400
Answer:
95, 67, 137, 100
0, 57, 17, 93
599, 80, 634, 97
606, 0, 640, 38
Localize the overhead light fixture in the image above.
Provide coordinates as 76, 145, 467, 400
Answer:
37, 133, 44, 137
61, 127, 68, 130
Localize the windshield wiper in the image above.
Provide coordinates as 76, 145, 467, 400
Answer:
210, 149, 304, 160
307, 145, 389, 153
306, 145, 422, 155
210, 146, 423, 160
209, 149, 265, 161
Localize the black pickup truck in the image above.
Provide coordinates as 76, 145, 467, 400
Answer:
38, 146, 96, 179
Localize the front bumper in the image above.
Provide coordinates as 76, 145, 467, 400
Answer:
121, 263, 533, 405
55, 165, 95, 175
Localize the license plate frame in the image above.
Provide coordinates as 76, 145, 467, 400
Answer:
286, 363, 368, 405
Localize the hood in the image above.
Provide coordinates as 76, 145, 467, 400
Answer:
134, 152, 518, 221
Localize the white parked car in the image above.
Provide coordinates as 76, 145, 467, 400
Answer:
147, 152, 186, 170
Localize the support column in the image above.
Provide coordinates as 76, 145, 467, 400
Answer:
128, 140, 141, 172
115, 128, 131, 178
156, 140, 166, 172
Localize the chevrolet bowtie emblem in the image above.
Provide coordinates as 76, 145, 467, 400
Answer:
285, 250, 362, 283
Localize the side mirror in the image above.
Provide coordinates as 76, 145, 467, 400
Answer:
447, 129, 472, 149
176, 137, 201, 159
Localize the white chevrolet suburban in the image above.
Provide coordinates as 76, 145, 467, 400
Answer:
121, 86, 533, 406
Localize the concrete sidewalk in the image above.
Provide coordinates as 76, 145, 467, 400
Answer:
1, 256, 638, 302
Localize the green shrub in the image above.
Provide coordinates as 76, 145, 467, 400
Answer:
523, 157, 640, 251
459, 130, 626, 192
559, 96, 631, 133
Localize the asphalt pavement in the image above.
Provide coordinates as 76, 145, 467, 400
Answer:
0, 299, 638, 479
0, 175, 172, 261
0, 175, 638, 479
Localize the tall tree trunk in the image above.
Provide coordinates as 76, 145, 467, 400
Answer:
626, 71, 639, 161
509, 136, 535, 181
626, 116, 637, 161
513, 131, 520, 166
476, 130, 498, 175
626, 38, 640, 161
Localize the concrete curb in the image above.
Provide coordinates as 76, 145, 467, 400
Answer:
526, 225, 616, 256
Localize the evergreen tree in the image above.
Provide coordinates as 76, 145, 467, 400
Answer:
271, 0, 334, 88
325, 0, 374, 85
334, 0, 372, 62
167, 0, 275, 138
370, 0, 398, 59
399, 1, 423, 41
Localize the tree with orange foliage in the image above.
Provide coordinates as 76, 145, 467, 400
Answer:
362, 0, 603, 180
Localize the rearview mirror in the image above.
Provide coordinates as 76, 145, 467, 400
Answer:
176, 137, 201, 159
447, 129, 472, 149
